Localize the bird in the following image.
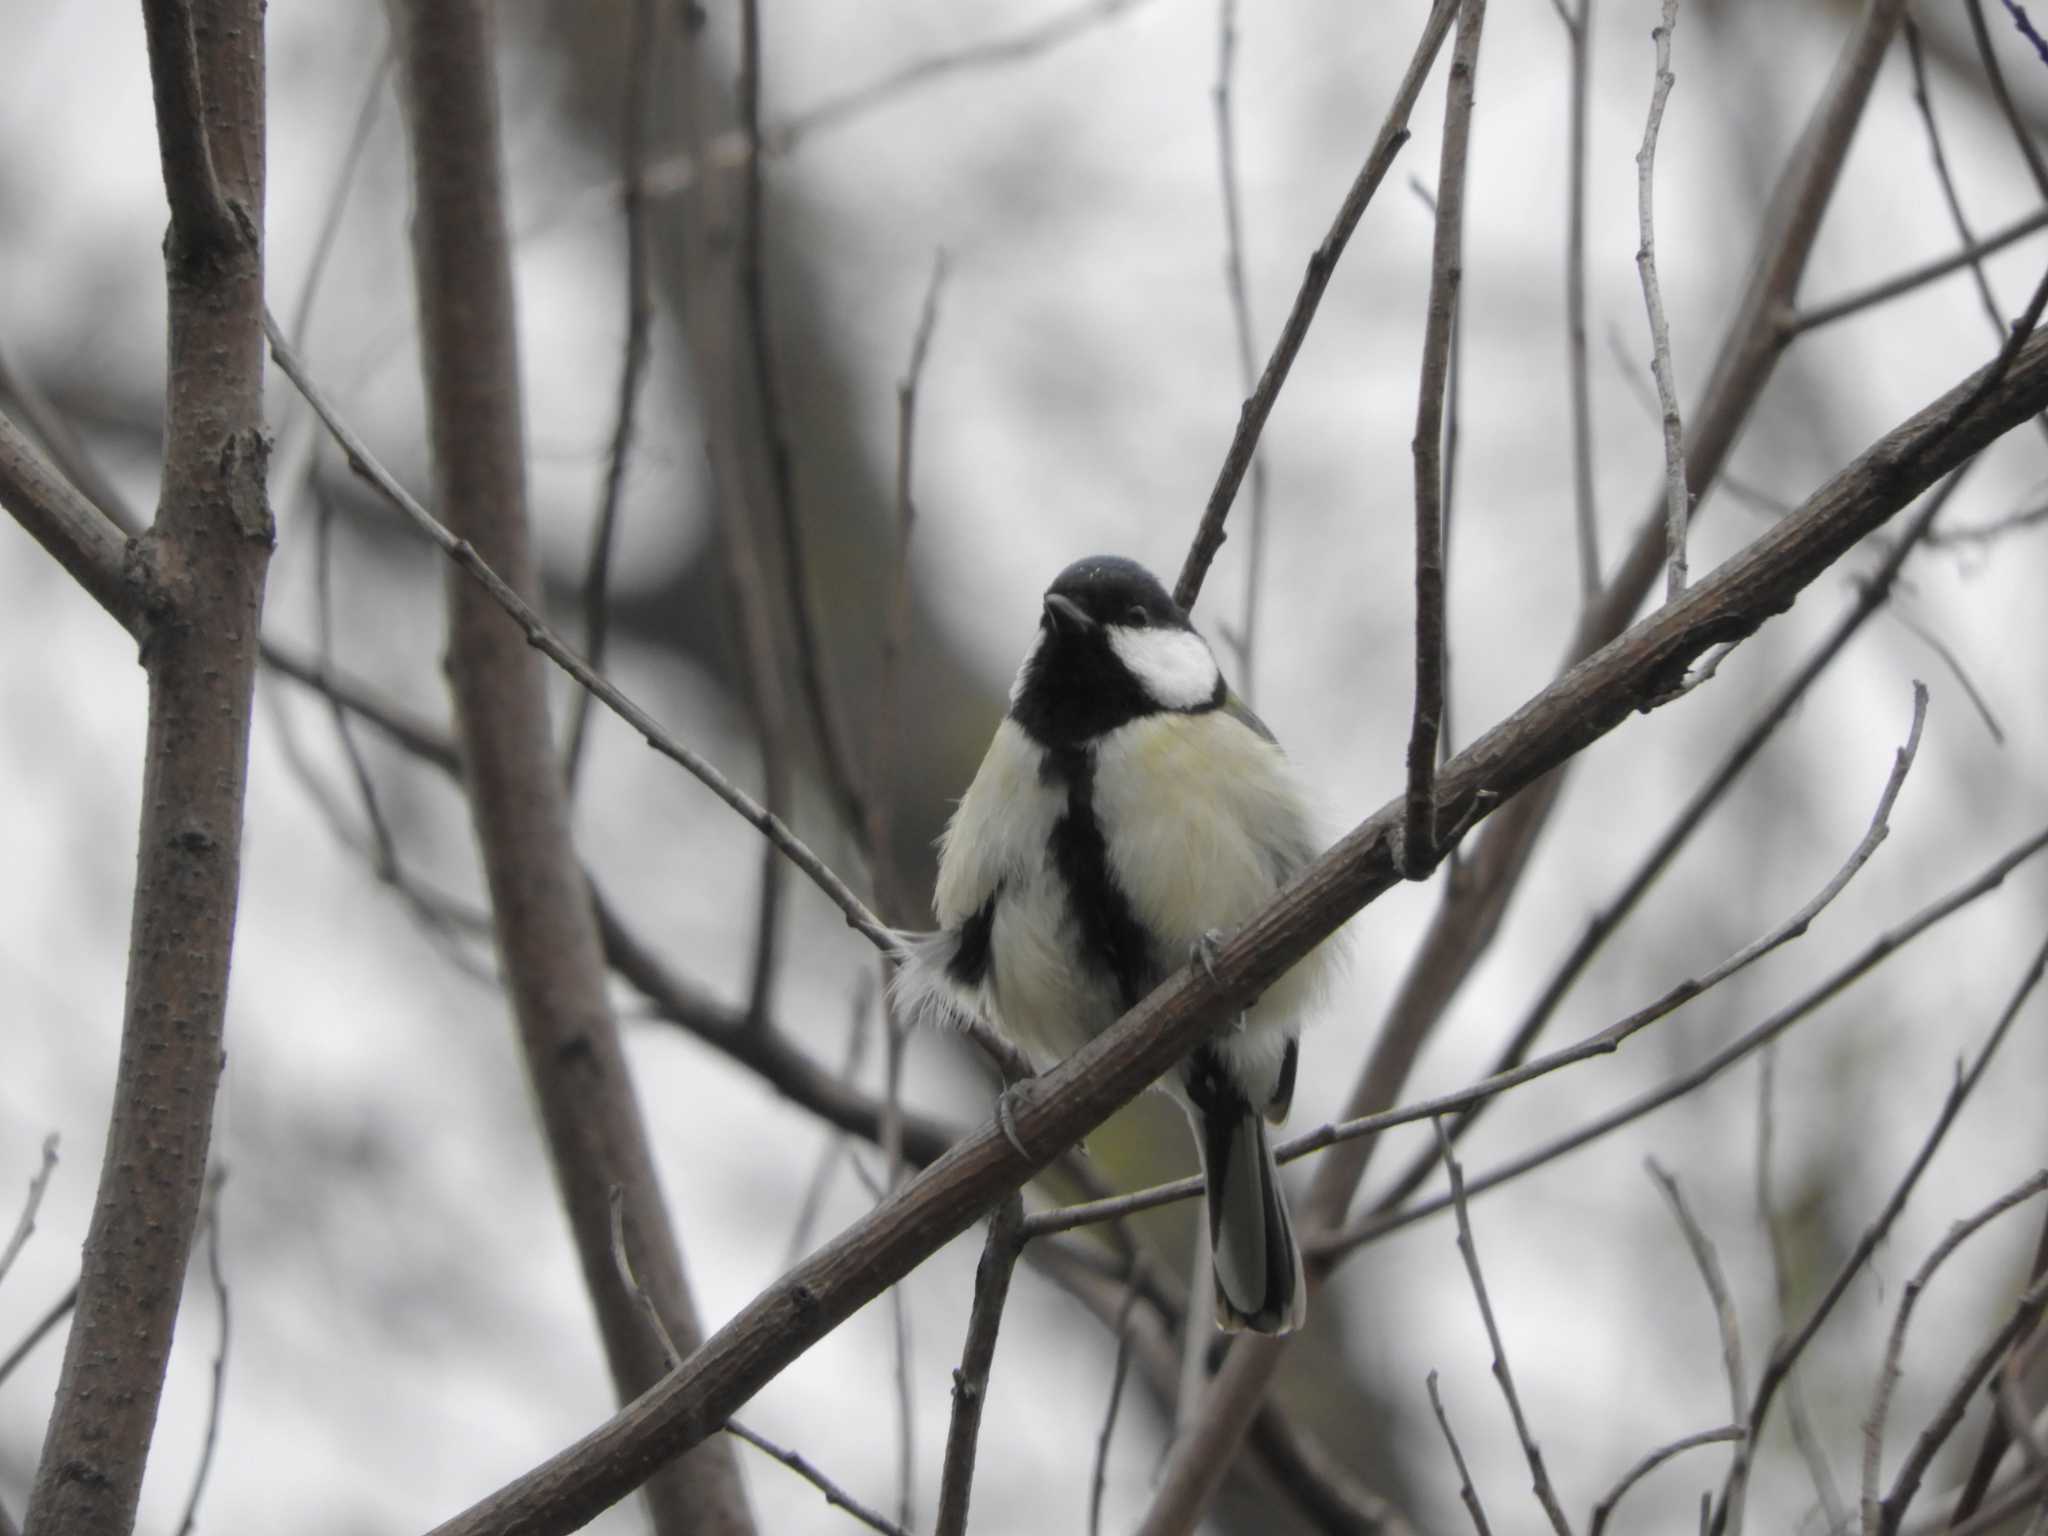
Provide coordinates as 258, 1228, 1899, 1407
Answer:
894, 554, 1338, 1334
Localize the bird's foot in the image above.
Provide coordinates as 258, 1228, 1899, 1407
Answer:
1192, 930, 1250, 1033
995, 1082, 1033, 1162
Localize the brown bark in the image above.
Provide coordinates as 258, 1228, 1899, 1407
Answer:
387, 3, 752, 1531
23, 4, 271, 1533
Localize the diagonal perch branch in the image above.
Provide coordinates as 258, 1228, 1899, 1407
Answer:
420, 280, 2048, 1536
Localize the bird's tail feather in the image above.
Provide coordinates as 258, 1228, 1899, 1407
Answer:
1193, 1095, 1306, 1335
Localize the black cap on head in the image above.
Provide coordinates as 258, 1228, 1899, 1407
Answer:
1044, 556, 1191, 633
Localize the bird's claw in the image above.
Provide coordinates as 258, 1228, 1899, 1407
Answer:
995, 1083, 1032, 1162
1193, 929, 1229, 985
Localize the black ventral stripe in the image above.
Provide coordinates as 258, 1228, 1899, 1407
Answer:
1041, 743, 1155, 1009
947, 888, 999, 987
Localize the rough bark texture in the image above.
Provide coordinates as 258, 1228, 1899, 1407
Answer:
24, 4, 271, 1533
388, 4, 753, 1532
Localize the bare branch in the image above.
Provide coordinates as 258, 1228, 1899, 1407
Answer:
1088, 1265, 1145, 1536
563, 0, 661, 787
1028, 685, 1927, 1241
1174, 0, 1460, 611
0, 1285, 76, 1394
171, 1173, 230, 1536
934, 1194, 1025, 1536
1786, 206, 2048, 339
1213, 0, 1269, 698
0, 410, 141, 635
138, 0, 239, 260
1560, 0, 1599, 599
1428, 1369, 1496, 1536
263, 315, 897, 959
1647, 1161, 1746, 1424
1713, 925, 2048, 1536
24, 1, 269, 1528
1755, 1049, 1849, 1531
1635, 0, 1689, 600
724, 1421, 908, 1536
1886, 605, 2005, 744
868, 251, 949, 923
1377, 472, 1963, 1212
739, 0, 865, 838
1864, 1167, 2048, 1533
386, 3, 748, 1528
1438, 1121, 1573, 1535
773, 0, 1158, 154
1320, 821, 2048, 1261
1405, 0, 1486, 876
0, 1135, 57, 1292
1589, 1427, 1743, 1536
0, 341, 140, 535
415, 307, 2048, 1536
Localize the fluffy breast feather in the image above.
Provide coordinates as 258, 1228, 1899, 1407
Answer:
1090, 711, 1336, 1026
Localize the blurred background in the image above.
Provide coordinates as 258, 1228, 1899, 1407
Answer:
5, 0, 2048, 1531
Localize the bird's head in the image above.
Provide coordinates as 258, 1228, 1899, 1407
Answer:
1008, 556, 1223, 745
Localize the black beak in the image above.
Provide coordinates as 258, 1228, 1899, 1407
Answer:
1043, 593, 1095, 635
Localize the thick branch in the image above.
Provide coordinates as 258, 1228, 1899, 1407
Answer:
388, 3, 750, 1530
422, 298, 2048, 1536
23, 4, 268, 1533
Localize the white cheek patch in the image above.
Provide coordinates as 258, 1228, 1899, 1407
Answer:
1108, 626, 1220, 711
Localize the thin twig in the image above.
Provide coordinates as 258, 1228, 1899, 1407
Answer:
263, 312, 899, 958
1636, 0, 1689, 600
1428, 1369, 1496, 1536
1926, 498, 2048, 548
1213, 0, 1269, 699
772, 0, 1159, 154
725, 1421, 908, 1536
564, 0, 661, 787
1174, 0, 1461, 611
1089, 1263, 1146, 1536
1647, 1161, 1747, 1428
1372, 472, 1964, 1214
1646, 1159, 1749, 1521
1437, 1119, 1574, 1536
0, 1283, 77, 1392
1589, 1426, 1743, 1536
867, 251, 949, 922
609, 1184, 681, 1369
1964, 0, 2048, 200
1317, 821, 2048, 1263
1786, 207, 2048, 339
1886, 605, 2005, 744
1559, 0, 1599, 599
1864, 1166, 2048, 1533
739, 0, 865, 839
1712, 925, 2048, 1536
784, 974, 878, 1267
0, 1134, 58, 1290
1755, 1048, 1849, 1532
172, 1171, 230, 1536
1902, 17, 2048, 450
934, 1194, 1025, 1536
0, 340, 140, 536
1026, 686, 1927, 1241
1405, 0, 1486, 877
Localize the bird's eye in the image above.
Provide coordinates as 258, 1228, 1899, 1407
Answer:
1125, 605, 1151, 628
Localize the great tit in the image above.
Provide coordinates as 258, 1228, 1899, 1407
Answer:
896, 555, 1336, 1334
